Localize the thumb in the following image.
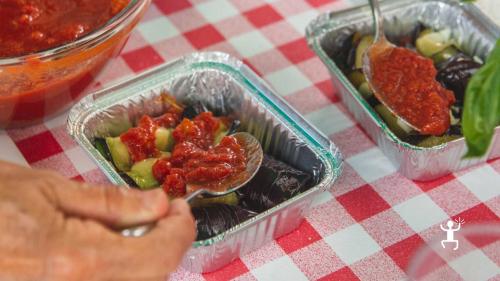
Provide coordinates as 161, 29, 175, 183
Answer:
43, 181, 169, 228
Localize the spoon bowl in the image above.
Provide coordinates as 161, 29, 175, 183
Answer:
362, 0, 421, 133
184, 132, 263, 201
121, 132, 263, 237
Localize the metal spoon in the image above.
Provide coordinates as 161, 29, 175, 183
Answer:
362, 0, 421, 133
121, 132, 263, 237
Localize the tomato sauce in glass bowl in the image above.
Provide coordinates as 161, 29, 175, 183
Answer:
0, 0, 151, 128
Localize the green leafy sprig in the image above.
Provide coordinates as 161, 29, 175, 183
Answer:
462, 39, 500, 158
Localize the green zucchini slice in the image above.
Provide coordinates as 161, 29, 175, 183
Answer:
416, 30, 452, 58
126, 158, 160, 189
355, 35, 374, 69
375, 104, 413, 138
189, 192, 239, 208
106, 137, 132, 172
155, 127, 174, 152
213, 122, 229, 146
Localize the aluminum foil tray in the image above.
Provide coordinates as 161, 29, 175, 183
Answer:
306, 0, 500, 181
67, 52, 342, 273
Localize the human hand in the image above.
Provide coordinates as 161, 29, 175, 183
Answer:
0, 161, 195, 281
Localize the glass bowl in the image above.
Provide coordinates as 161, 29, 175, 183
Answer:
0, 0, 151, 128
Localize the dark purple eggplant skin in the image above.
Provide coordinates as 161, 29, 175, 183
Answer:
388, 22, 424, 50
437, 54, 482, 105
323, 32, 355, 72
238, 155, 313, 213
182, 101, 209, 119
192, 204, 257, 241
192, 156, 313, 240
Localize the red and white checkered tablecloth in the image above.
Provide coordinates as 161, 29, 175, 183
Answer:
1, 0, 499, 280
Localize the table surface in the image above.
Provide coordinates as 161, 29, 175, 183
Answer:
1, 0, 499, 280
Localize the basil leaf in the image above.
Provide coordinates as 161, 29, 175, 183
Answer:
462, 39, 500, 158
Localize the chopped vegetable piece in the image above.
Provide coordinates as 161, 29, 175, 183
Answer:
418, 135, 461, 148
358, 82, 373, 100
95, 138, 111, 161
355, 35, 374, 69
190, 192, 239, 208
416, 30, 451, 57
106, 137, 131, 172
154, 127, 174, 152
239, 155, 313, 212
120, 115, 159, 162
348, 70, 367, 88
213, 122, 229, 146
126, 158, 160, 189
437, 53, 481, 104
418, 28, 434, 38
432, 46, 459, 64
374, 104, 412, 138
192, 204, 257, 241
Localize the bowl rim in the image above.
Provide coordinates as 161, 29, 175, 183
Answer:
0, 0, 149, 65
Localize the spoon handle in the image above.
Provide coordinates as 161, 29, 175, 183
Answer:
368, 0, 386, 41
184, 189, 205, 202
121, 189, 206, 237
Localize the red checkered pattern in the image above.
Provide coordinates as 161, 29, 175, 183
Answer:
1, 0, 499, 280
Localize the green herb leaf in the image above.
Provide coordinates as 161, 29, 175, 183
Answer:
462, 39, 500, 158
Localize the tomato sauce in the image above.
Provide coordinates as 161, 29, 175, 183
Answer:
0, 0, 135, 128
122, 110, 246, 197
0, 0, 128, 57
120, 109, 183, 162
154, 136, 246, 197
120, 115, 159, 163
173, 112, 221, 149
154, 96, 183, 128
371, 47, 455, 135
131, 111, 247, 197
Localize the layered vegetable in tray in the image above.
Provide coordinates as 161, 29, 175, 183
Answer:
94, 94, 317, 241
331, 24, 482, 148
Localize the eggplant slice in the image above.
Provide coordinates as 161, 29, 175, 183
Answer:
192, 204, 257, 241
437, 53, 481, 105
238, 155, 314, 213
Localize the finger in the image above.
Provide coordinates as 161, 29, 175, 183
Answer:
0, 160, 32, 177
135, 199, 195, 271
43, 181, 169, 228
99, 199, 195, 280
60, 199, 195, 280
